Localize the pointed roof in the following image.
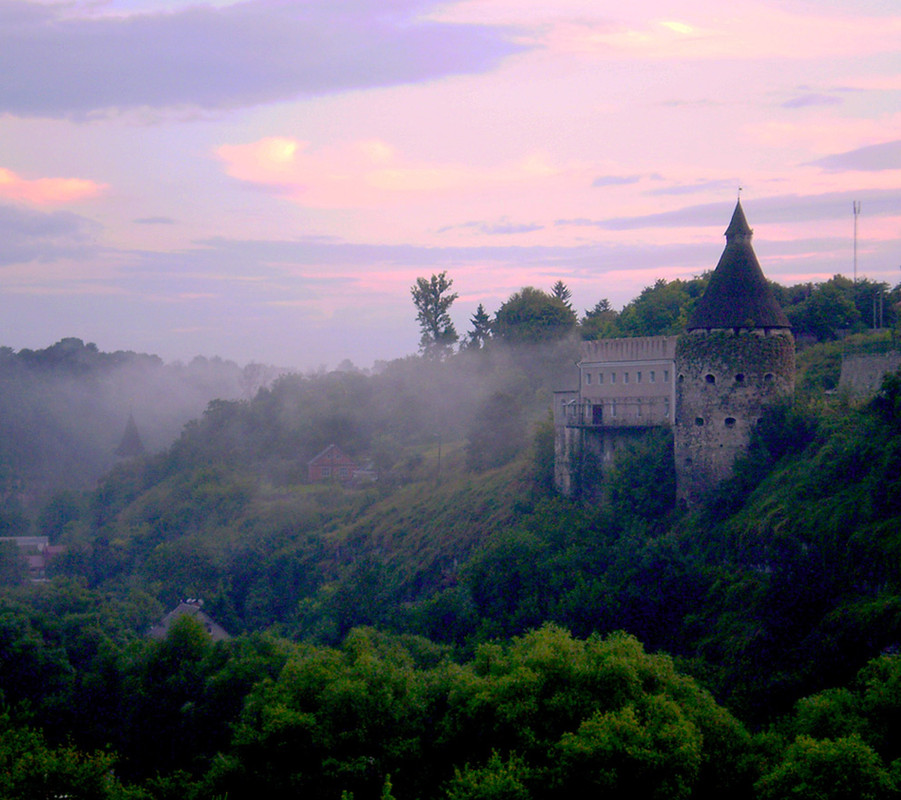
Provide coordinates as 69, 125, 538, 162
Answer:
686, 201, 790, 331
114, 413, 145, 458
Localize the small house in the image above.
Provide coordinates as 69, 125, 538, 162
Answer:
148, 599, 230, 642
308, 444, 359, 483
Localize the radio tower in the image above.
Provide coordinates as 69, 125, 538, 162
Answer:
853, 200, 861, 283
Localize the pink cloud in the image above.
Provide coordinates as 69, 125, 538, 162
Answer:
433, 1, 901, 62
216, 136, 559, 210
0, 167, 107, 205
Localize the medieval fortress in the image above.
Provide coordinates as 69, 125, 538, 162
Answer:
554, 201, 796, 504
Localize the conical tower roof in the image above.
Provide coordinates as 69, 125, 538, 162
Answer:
115, 413, 145, 459
686, 201, 790, 331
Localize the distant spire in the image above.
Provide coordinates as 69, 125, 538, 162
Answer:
115, 413, 145, 459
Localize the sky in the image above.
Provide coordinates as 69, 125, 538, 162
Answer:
1, 0, 899, 370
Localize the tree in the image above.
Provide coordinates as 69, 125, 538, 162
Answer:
411, 272, 459, 358
580, 299, 618, 340
463, 304, 492, 350
756, 735, 893, 800
492, 287, 577, 345
616, 278, 701, 337
551, 281, 573, 308
784, 277, 861, 341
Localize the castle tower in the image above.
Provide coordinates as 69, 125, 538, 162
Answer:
674, 201, 794, 504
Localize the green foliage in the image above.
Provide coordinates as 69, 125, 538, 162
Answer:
463, 303, 492, 350
0, 713, 137, 800
216, 625, 750, 800
0, 541, 26, 585
412, 272, 459, 358
785, 277, 861, 340
550, 280, 572, 307
446, 751, 530, 800
616, 277, 707, 337
37, 490, 85, 541
580, 298, 618, 340
492, 287, 577, 344
756, 735, 893, 800
465, 392, 526, 471
603, 428, 676, 522
871, 368, 901, 430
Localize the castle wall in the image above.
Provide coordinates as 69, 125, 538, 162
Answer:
578, 336, 677, 427
839, 351, 901, 397
553, 337, 677, 496
674, 329, 794, 504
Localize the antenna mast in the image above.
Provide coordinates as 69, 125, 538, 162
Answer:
852, 201, 861, 283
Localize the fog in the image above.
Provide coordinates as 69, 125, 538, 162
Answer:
0, 338, 284, 512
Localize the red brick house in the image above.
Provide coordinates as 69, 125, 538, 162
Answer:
308, 444, 359, 482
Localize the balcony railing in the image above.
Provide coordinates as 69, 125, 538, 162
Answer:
562, 399, 670, 428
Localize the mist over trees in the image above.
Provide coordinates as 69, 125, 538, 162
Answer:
1, 271, 901, 797
0, 338, 282, 514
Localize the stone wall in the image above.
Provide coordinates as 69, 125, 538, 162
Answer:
674, 330, 794, 504
839, 351, 901, 397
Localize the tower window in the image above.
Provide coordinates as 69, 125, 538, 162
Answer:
695, 417, 704, 426
598, 372, 604, 384
764, 372, 775, 383
624, 372, 629, 384
725, 417, 736, 428
585, 372, 592, 385
735, 373, 745, 384
611, 372, 617, 384
637, 371, 642, 383
705, 373, 716, 384
650, 371, 656, 383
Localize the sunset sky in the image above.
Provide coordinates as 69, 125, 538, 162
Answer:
1, 0, 899, 369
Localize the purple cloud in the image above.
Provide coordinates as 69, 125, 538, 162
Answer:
0, 203, 100, 265
591, 175, 641, 188
0, 0, 525, 118
807, 140, 901, 172
556, 188, 901, 230
134, 216, 177, 225
437, 219, 544, 235
647, 179, 736, 196
782, 93, 843, 109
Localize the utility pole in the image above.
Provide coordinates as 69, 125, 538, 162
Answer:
853, 201, 861, 283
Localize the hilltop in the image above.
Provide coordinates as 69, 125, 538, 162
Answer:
1, 273, 901, 797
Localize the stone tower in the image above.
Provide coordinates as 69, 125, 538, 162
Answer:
674, 200, 794, 504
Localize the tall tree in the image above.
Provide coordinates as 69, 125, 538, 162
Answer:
552, 280, 573, 308
463, 303, 492, 350
411, 272, 459, 358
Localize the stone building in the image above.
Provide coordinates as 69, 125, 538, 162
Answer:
555, 200, 795, 504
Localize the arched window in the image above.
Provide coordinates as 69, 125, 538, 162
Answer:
704, 373, 716, 384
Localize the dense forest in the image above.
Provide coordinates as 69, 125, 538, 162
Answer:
1, 272, 900, 799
